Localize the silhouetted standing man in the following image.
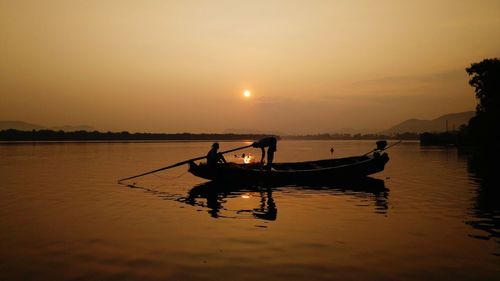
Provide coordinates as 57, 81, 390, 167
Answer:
252, 137, 277, 170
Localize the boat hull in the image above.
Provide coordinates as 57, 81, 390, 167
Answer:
188, 153, 389, 184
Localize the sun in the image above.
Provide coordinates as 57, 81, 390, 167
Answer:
243, 90, 251, 98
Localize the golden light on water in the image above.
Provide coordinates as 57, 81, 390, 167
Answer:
241, 194, 250, 199
243, 90, 251, 98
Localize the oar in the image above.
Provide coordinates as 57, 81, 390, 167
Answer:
363, 140, 402, 156
118, 144, 254, 183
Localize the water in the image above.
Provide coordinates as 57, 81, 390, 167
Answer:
0, 141, 498, 280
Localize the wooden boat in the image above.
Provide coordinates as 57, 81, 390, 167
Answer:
188, 152, 389, 183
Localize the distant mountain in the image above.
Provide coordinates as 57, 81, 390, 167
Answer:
0, 121, 45, 131
0, 121, 94, 132
381, 111, 474, 135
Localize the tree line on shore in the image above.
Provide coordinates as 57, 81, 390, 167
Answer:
0, 130, 271, 141
0, 129, 420, 142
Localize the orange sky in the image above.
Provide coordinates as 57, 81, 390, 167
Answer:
1, 0, 499, 133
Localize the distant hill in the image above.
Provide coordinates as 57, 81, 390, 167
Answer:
0, 121, 45, 131
381, 111, 474, 135
0, 121, 94, 132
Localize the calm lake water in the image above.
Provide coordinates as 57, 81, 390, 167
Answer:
0, 140, 498, 280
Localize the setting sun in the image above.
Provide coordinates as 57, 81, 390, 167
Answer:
243, 90, 251, 98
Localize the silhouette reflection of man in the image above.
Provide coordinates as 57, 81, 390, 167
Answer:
252, 188, 277, 221
252, 137, 277, 170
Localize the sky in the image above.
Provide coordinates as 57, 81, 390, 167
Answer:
1, 0, 499, 134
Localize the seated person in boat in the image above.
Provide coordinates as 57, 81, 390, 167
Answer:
207, 142, 227, 166
252, 137, 277, 170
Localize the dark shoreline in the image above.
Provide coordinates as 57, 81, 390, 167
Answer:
0, 129, 418, 142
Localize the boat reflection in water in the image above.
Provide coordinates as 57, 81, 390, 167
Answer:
177, 177, 389, 221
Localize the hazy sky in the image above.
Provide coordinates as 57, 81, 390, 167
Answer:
1, 0, 499, 133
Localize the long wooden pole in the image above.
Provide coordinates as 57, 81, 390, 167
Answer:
118, 144, 253, 183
